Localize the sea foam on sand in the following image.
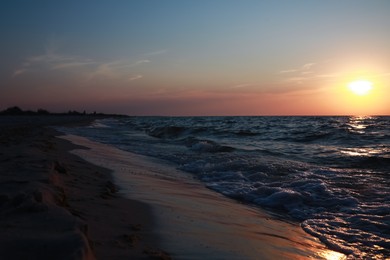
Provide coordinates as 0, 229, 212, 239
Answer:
62, 134, 346, 260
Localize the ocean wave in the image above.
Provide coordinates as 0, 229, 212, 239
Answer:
302, 213, 390, 258
185, 138, 235, 153
61, 116, 390, 259
234, 130, 258, 136
89, 120, 111, 128
182, 157, 389, 258
147, 126, 188, 139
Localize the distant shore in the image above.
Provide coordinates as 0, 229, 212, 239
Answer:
0, 115, 167, 259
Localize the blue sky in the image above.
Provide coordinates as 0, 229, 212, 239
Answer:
1, 0, 389, 115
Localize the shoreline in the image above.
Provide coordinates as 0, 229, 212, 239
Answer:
0, 116, 166, 259
0, 115, 348, 259
62, 133, 347, 260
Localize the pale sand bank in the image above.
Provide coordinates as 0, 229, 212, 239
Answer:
62, 134, 347, 260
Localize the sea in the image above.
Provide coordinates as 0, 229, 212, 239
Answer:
59, 116, 390, 259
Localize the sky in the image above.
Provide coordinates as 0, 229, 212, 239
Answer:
1, 0, 389, 115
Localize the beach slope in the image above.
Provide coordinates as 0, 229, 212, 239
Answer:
0, 116, 163, 259
63, 133, 347, 260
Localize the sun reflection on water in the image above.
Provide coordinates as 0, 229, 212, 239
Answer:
340, 147, 384, 157
346, 116, 375, 134
317, 250, 347, 260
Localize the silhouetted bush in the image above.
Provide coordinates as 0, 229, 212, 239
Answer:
0, 106, 24, 115
0, 106, 125, 117
37, 108, 50, 115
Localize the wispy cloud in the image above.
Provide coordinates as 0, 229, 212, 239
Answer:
144, 49, 167, 56
279, 62, 316, 75
12, 50, 97, 77
302, 63, 315, 70
52, 61, 96, 70
128, 74, 143, 81
12, 69, 27, 78
86, 60, 128, 80
279, 69, 297, 74
278, 62, 318, 86
275, 60, 390, 95
86, 61, 120, 79
135, 59, 150, 65
12, 46, 151, 83
275, 61, 344, 93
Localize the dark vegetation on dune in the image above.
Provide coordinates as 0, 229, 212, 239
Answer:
0, 106, 126, 117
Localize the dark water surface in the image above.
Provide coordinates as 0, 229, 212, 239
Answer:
60, 116, 390, 258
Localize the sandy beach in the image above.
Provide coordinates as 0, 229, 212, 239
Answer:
0, 116, 167, 260
0, 115, 347, 259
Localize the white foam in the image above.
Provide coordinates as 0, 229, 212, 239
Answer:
60, 134, 346, 260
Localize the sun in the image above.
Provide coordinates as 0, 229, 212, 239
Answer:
348, 80, 373, 96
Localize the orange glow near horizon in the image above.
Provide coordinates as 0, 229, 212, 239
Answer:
326, 75, 388, 116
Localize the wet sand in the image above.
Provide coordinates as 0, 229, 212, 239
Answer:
0, 116, 166, 259
63, 134, 347, 260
